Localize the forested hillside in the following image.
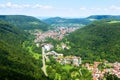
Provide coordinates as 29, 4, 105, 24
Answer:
62, 20, 120, 63
0, 15, 50, 31
0, 20, 48, 80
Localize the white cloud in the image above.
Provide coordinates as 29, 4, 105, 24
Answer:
77, 6, 120, 17
0, 2, 53, 9
33, 4, 53, 9
79, 5, 120, 12
80, 7, 86, 10
0, 2, 120, 17
0, 4, 5, 8
110, 5, 120, 10
0, 2, 31, 9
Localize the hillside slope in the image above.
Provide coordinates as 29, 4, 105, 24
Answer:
64, 20, 120, 62
0, 20, 48, 80
0, 15, 50, 31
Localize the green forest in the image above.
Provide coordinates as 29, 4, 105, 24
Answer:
60, 20, 120, 63
0, 20, 49, 80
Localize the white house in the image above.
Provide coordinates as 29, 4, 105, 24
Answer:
44, 44, 54, 51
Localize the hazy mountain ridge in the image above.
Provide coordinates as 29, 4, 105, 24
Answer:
87, 15, 120, 20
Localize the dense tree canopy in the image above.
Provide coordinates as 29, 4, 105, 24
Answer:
0, 20, 48, 80
61, 20, 120, 63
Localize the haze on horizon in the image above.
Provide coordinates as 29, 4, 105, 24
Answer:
0, 0, 120, 18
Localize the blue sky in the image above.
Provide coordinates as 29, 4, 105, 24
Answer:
0, 0, 120, 17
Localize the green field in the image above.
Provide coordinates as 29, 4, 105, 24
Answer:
108, 21, 120, 23
28, 46, 41, 59
62, 65, 73, 71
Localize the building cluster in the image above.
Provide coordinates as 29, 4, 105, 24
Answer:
46, 51, 63, 57
111, 62, 120, 78
84, 62, 120, 80
34, 27, 77, 42
56, 56, 81, 66
85, 62, 107, 80
46, 51, 81, 66
42, 43, 81, 66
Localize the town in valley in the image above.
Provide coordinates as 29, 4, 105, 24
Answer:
34, 27, 120, 80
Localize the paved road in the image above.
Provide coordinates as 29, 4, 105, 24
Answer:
41, 47, 48, 76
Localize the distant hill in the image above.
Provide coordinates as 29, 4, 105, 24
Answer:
43, 17, 91, 24
63, 20, 120, 63
43, 15, 120, 25
42, 17, 91, 27
42, 15, 120, 28
0, 20, 48, 80
87, 15, 120, 20
0, 15, 50, 31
